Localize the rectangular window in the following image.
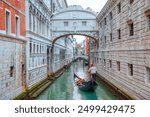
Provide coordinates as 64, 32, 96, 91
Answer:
30, 43, 32, 54
117, 2, 121, 14
109, 60, 112, 68
117, 61, 120, 71
129, 23, 134, 36
110, 33, 112, 42
82, 21, 87, 26
37, 45, 39, 53
15, 16, 19, 37
109, 12, 113, 20
129, 0, 134, 4
128, 64, 133, 76
104, 18, 107, 25
10, 66, 14, 77
148, 15, 150, 30
104, 59, 106, 67
118, 29, 121, 39
64, 21, 68, 26
40, 45, 41, 53
105, 36, 107, 44
33, 44, 35, 53
146, 67, 150, 84
100, 23, 102, 27
97, 58, 99, 63
6, 11, 11, 34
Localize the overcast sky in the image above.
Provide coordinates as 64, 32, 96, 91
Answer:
67, 0, 107, 12
66, 0, 107, 43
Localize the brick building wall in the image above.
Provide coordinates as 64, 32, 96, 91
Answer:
95, 0, 150, 99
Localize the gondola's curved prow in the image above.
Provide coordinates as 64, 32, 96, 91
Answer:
74, 73, 97, 91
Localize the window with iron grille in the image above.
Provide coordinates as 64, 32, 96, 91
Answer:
109, 60, 112, 68
128, 64, 133, 76
104, 59, 106, 67
117, 61, 120, 71
10, 66, 14, 77
118, 29, 121, 39
129, 23, 134, 36
146, 67, 150, 84
110, 33, 112, 42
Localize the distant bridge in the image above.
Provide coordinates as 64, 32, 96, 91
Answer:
74, 55, 88, 60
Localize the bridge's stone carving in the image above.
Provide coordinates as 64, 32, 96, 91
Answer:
51, 5, 99, 41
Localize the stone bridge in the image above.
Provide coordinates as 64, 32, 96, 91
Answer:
75, 55, 88, 60
51, 5, 99, 44
50, 5, 98, 72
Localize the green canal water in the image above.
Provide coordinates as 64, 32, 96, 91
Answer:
37, 60, 118, 100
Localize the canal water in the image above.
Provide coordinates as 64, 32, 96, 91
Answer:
37, 60, 118, 100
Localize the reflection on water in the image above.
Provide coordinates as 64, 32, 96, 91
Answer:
37, 60, 118, 100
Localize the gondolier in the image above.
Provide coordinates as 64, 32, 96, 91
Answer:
88, 64, 97, 81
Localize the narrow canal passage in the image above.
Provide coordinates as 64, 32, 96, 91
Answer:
37, 60, 119, 100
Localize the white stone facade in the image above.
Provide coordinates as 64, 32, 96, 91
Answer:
0, 36, 26, 99
51, 5, 98, 41
26, 0, 72, 88
26, 0, 52, 88
95, 0, 150, 99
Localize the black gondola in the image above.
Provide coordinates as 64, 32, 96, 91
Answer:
74, 73, 97, 91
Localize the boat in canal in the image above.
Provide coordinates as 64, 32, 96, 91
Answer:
74, 73, 97, 91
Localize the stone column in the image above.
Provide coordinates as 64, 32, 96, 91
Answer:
50, 46, 54, 74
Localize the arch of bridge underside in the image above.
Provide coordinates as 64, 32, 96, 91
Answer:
51, 33, 98, 47
49, 5, 99, 73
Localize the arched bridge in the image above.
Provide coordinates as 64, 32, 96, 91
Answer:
50, 5, 98, 72
75, 55, 88, 61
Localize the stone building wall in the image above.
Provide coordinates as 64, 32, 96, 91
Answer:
95, 0, 150, 99
0, 36, 26, 99
0, 0, 26, 99
26, 0, 52, 88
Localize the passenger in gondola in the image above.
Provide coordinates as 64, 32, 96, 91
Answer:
75, 78, 85, 86
75, 74, 91, 86
88, 64, 97, 81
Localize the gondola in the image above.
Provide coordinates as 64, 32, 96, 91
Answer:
74, 73, 97, 91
